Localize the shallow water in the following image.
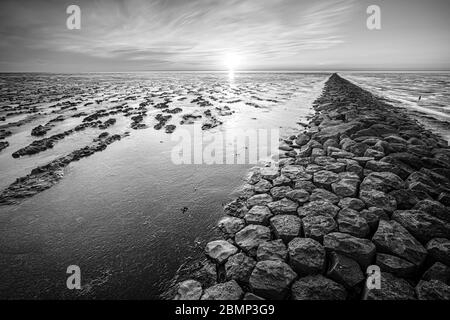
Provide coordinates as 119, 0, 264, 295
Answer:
0, 72, 326, 298
343, 73, 450, 142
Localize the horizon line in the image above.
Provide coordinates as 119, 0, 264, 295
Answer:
1, 69, 450, 74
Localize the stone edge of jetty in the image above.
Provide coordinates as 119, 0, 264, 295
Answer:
171, 73, 450, 301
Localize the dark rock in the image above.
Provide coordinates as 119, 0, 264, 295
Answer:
384, 152, 423, 170
295, 133, 310, 146
359, 189, 397, 213
310, 188, 340, 204
249, 260, 297, 299
31, 124, 50, 136
0, 141, 9, 152
224, 198, 248, 218
364, 272, 416, 300
235, 184, 255, 199
205, 240, 238, 264
406, 171, 440, 197
272, 175, 291, 187
313, 170, 339, 188
201, 280, 243, 300
415, 280, 450, 300
422, 262, 450, 285
331, 177, 359, 198
364, 148, 385, 160
294, 180, 316, 193
254, 179, 272, 193
359, 207, 389, 231
337, 208, 370, 238
267, 198, 298, 215
372, 220, 427, 267
244, 205, 273, 225
247, 194, 273, 208
327, 252, 364, 288
392, 210, 450, 243
323, 138, 339, 150
285, 189, 310, 203
288, 238, 326, 276
323, 162, 346, 173
338, 197, 365, 211
217, 216, 245, 236
323, 232, 376, 268
330, 150, 355, 159
389, 189, 419, 209
192, 260, 217, 287
365, 160, 401, 176
302, 214, 337, 242
426, 238, 450, 266
260, 167, 280, 181
438, 192, 450, 206
270, 186, 293, 200
280, 165, 307, 180
245, 169, 262, 185
165, 124, 176, 133
291, 275, 347, 300
225, 253, 256, 284
257, 239, 287, 262
414, 199, 450, 222
353, 156, 375, 166
348, 142, 369, 156
376, 253, 416, 277
174, 280, 203, 300
270, 215, 302, 243
235, 225, 271, 255
360, 172, 406, 193
297, 200, 340, 218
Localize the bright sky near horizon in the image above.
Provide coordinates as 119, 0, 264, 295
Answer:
0, 0, 449, 72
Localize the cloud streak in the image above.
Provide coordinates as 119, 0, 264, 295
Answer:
0, 0, 449, 71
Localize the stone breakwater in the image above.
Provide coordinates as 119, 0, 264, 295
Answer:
172, 73, 450, 300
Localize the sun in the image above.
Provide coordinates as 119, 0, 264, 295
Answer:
224, 52, 241, 72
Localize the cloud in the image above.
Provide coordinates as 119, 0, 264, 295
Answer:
0, 0, 358, 70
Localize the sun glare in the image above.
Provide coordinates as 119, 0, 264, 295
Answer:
224, 52, 241, 72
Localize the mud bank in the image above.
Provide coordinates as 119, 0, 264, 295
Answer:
0, 132, 126, 205
171, 73, 450, 300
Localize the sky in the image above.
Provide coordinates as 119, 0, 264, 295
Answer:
0, 0, 449, 72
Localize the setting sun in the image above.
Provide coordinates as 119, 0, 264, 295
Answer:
224, 52, 241, 72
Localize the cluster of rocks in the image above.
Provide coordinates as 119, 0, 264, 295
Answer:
11, 118, 118, 158
180, 113, 202, 125
31, 115, 66, 136
0, 129, 12, 140
0, 121, 11, 152
131, 114, 147, 130
172, 74, 450, 300
0, 141, 9, 152
0, 114, 41, 129
0, 132, 126, 205
98, 118, 117, 130
201, 116, 223, 131
162, 107, 183, 114
191, 96, 213, 108
154, 114, 172, 131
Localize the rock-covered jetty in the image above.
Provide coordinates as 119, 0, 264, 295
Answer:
172, 73, 450, 300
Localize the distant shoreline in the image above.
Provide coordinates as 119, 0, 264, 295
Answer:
1, 70, 450, 75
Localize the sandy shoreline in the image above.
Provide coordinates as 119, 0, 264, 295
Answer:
171, 73, 450, 300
